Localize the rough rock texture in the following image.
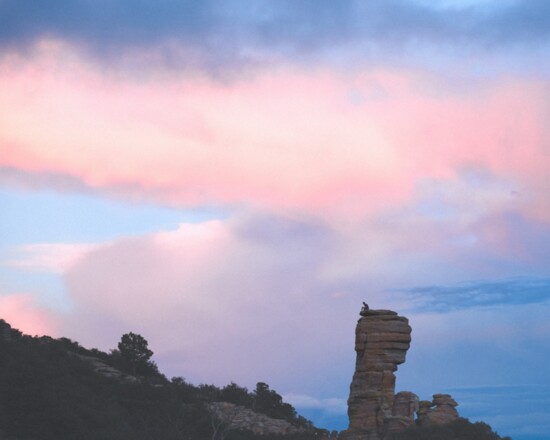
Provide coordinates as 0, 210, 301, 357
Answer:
208, 402, 306, 436
393, 391, 420, 421
385, 391, 420, 435
417, 394, 459, 427
340, 310, 412, 440
416, 400, 433, 421
73, 353, 138, 383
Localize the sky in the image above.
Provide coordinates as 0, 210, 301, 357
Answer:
1, 1, 550, 438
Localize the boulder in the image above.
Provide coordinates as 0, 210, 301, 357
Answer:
392, 391, 419, 421
417, 394, 459, 427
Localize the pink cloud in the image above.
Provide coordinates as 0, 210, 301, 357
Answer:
0, 294, 55, 336
54, 215, 372, 389
1, 41, 549, 219
48, 213, 549, 396
49, 203, 545, 389
2, 40, 550, 399
5, 200, 546, 392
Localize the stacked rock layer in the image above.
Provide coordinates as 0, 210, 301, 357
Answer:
342, 309, 412, 440
417, 394, 459, 427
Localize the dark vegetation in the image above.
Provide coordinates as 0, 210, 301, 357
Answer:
0, 319, 511, 440
0, 320, 317, 440
389, 417, 512, 440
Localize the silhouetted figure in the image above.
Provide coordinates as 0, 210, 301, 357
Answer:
360, 302, 370, 315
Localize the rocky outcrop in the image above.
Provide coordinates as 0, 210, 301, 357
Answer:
340, 309, 412, 440
208, 402, 306, 436
73, 353, 138, 383
340, 308, 461, 440
392, 391, 420, 421
416, 400, 433, 423
385, 391, 420, 435
417, 394, 459, 427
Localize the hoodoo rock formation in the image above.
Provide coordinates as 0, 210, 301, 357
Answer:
417, 394, 459, 427
340, 307, 460, 440
340, 309, 413, 440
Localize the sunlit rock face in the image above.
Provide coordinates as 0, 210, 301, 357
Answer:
340, 309, 413, 440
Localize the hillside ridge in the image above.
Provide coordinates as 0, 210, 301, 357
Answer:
0, 316, 511, 440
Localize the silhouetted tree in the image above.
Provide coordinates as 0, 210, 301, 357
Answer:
221, 382, 253, 407
117, 332, 153, 376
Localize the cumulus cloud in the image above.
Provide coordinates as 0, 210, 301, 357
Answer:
5, 206, 550, 435
55, 214, 362, 392
8, 198, 543, 389
30, 205, 493, 386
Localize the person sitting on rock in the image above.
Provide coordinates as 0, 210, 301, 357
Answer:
361, 302, 369, 314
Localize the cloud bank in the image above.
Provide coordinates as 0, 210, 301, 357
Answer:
2, 45, 550, 221
2, 0, 550, 71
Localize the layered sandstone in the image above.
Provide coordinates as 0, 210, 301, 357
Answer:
341, 309, 412, 440
417, 394, 459, 427
385, 391, 420, 435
